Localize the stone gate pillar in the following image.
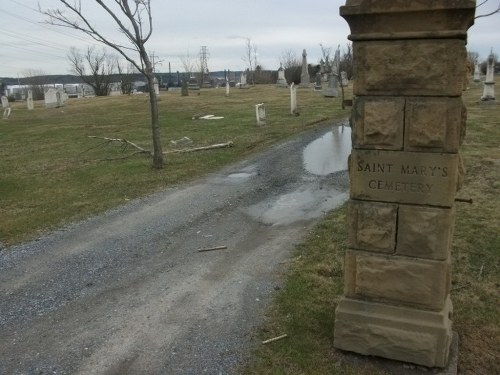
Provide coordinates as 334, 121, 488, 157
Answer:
334, 1, 476, 368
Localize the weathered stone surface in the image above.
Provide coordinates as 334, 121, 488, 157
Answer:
340, 1, 476, 42
349, 149, 459, 207
334, 297, 453, 368
352, 40, 467, 97
348, 200, 397, 253
344, 251, 450, 310
397, 205, 454, 260
405, 97, 463, 152
352, 97, 404, 149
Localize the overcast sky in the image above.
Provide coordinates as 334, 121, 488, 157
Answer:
1, 0, 499, 78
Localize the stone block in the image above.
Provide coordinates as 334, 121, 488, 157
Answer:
344, 250, 450, 310
348, 200, 397, 253
405, 97, 464, 152
397, 205, 454, 260
352, 40, 467, 97
340, 1, 476, 42
351, 96, 404, 150
334, 297, 453, 368
349, 149, 459, 207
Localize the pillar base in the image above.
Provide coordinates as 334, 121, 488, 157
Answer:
334, 297, 453, 368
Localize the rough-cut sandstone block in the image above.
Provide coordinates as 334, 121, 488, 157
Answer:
340, 0, 476, 42
344, 250, 450, 310
397, 205, 454, 260
349, 149, 459, 207
353, 40, 467, 97
405, 97, 464, 152
334, 297, 453, 368
348, 200, 397, 253
351, 97, 404, 149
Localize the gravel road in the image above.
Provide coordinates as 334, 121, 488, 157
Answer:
0, 122, 350, 375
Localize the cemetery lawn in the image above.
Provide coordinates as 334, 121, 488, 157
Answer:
243, 78, 500, 375
0, 85, 350, 246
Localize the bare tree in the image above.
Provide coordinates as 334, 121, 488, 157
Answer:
22, 69, 50, 100
475, 0, 500, 18
68, 46, 115, 96
42, 0, 164, 169
339, 43, 353, 80
279, 49, 301, 84
242, 37, 257, 85
179, 50, 198, 81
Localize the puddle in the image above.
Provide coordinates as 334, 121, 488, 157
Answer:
303, 125, 352, 175
247, 186, 348, 226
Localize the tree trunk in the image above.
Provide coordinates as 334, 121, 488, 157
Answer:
146, 73, 163, 169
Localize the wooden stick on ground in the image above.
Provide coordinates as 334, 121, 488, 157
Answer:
165, 141, 233, 154
262, 334, 288, 344
197, 245, 228, 253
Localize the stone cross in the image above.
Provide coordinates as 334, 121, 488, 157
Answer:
27, 90, 34, 110
481, 50, 496, 101
290, 83, 298, 115
299, 49, 310, 87
335, 0, 475, 369
255, 103, 266, 126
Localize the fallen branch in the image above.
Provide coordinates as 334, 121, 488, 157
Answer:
165, 141, 233, 154
262, 334, 288, 344
197, 245, 227, 252
87, 136, 151, 155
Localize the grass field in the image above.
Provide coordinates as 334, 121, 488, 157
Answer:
244, 79, 500, 375
0, 85, 350, 246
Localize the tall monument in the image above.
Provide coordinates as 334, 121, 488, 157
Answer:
334, 0, 475, 368
300, 49, 310, 87
481, 49, 496, 101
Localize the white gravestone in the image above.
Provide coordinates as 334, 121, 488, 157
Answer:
27, 90, 34, 110
255, 103, 267, 126
45, 88, 59, 108
240, 72, 247, 87
340, 71, 349, 87
290, 83, 298, 115
324, 74, 339, 97
225, 80, 230, 97
277, 64, 287, 87
473, 62, 480, 82
481, 51, 496, 101
1, 96, 11, 119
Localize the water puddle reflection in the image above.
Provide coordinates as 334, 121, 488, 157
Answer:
303, 125, 352, 175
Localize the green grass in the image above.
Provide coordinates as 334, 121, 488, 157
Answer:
243, 78, 500, 375
0, 85, 350, 245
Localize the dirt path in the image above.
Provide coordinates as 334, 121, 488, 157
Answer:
0, 123, 350, 374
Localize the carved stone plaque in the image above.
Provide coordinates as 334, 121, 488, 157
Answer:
350, 150, 458, 207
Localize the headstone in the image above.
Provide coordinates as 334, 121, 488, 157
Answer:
299, 49, 310, 87
276, 63, 288, 87
481, 50, 496, 101
314, 73, 323, 91
324, 74, 339, 97
1, 95, 10, 119
153, 77, 160, 95
225, 79, 230, 97
44, 88, 61, 108
1, 95, 8, 109
335, 1, 475, 369
255, 103, 266, 126
290, 83, 298, 115
27, 90, 34, 110
240, 72, 247, 87
181, 79, 189, 96
340, 71, 349, 87
473, 62, 481, 82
